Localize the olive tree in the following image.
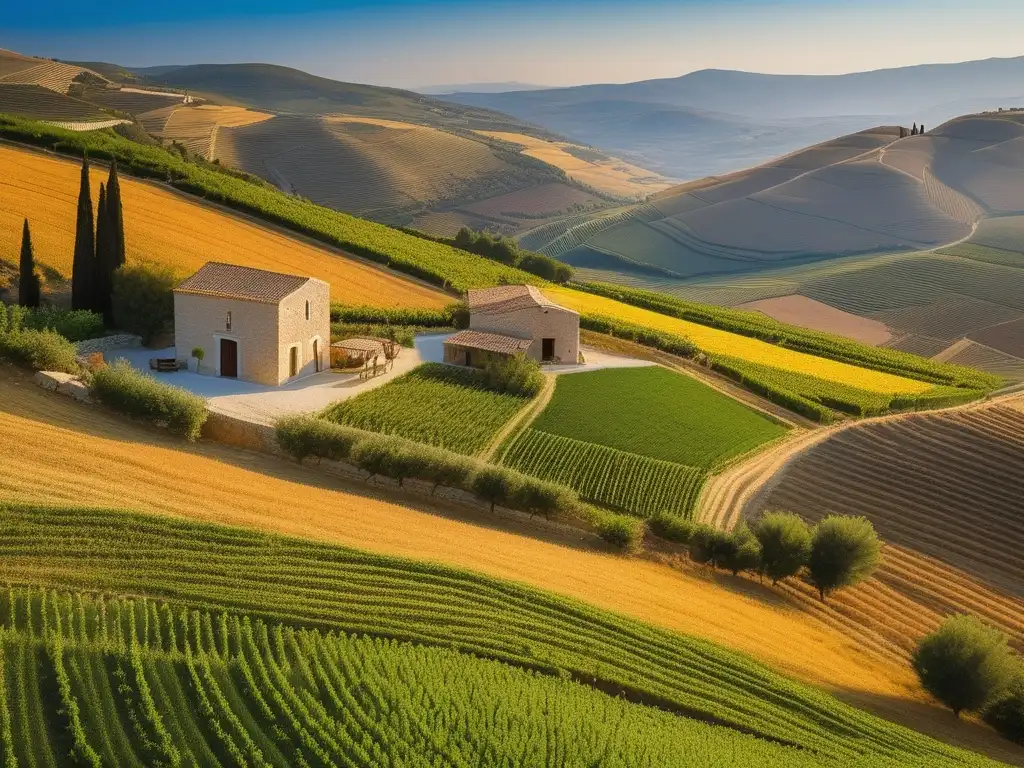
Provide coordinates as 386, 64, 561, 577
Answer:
806, 515, 881, 601
753, 511, 812, 585
913, 615, 1017, 717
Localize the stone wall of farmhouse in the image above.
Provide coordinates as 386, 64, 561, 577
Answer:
173, 293, 280, 386
470, 306, 579, 364
278, 279, 331, 382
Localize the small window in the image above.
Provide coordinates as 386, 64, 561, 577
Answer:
226, 311, 232, 331
305, 300, 310, 321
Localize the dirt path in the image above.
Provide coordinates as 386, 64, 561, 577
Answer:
478, 372, 555, 461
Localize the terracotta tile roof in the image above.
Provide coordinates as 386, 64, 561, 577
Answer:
444, 330, 533, 356
467, 284, 572, 316
174, 262, 311, 304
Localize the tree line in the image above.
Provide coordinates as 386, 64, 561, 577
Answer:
15, 157, 127, 323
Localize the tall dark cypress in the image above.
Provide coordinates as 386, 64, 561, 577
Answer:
18, 219, 41, 308
71, 157, 95, 311
94, 182, 112, 322
105, 160, 126, 270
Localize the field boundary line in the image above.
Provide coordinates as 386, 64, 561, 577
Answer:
479, 373, 555, 462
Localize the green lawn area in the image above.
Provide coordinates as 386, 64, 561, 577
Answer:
531, 367, 788, 468
321, 363, 531, 455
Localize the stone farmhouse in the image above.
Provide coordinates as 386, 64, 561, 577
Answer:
444, 285, 580, 367
173, 262, 330, 386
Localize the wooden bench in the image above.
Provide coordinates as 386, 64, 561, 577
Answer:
149, 358, 180, 373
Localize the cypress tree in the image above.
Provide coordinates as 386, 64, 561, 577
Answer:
912, 123, 918, 135
18, 219, 41, 308
94, 182, 113, 322
106, 160, 126, 270
71, 157, 95, 311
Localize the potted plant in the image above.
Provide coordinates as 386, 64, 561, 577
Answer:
189, 346, 205, 373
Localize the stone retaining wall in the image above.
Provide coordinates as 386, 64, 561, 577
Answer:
75, 334, 143, 357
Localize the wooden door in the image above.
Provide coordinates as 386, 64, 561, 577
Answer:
220, 339, 238, 378
313, 339, 320, 372
290, 346, 299, 377
542, 338, 555, 362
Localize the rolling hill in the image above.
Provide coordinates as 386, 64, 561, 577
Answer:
443, 56, 1024, 177
0, 142, 449, 307
521, 111, 1024, 382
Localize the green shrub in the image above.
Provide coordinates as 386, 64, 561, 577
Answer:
913, 615, 1018, 717
470, 466, 522, 513
984, 673, 1024, 744
112, 264, 178, 343
807, 516, 882, 601
383, 443, 432, 487
688, 524, 731, 568
330, 303, 460, 327
90, 360, 207, 440
721, 524, 762, 576
21, 306, 104, 342
350, 437, 393, 480
482, 354, 544, 397
511, 478, 574, 520
0, 328, 79, 373
590, 509, 644, 552
753, 511, 812, 585
647, 511, 695, 544
420, 448, 476, 495
275, 415, 362, 464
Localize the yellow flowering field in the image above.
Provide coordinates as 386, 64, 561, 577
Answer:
545, 286, 933, 395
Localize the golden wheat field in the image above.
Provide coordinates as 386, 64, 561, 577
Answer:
0, 144, 450, 307
545, 285, 934, 394
0, 366, 1018, 763
474, 130, 671, 198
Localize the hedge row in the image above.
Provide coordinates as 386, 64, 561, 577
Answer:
329, 303, 466, 328
708, 357, 837, 424
579, 315, 699, 359
90, 360, 208, 441
275, 414, 642, 550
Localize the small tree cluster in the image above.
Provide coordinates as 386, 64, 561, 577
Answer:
452, 228, 574, 283
112, 263, 178, 343
70, 157, 128, 324
275, 415, 585, 522
913, 614, 1022, 741
651, 510, 881, 600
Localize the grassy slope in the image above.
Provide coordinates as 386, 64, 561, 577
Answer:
321, 363, 532, 455
0, 144, 449, 307
0, 503, 1004, 767
1, 366, 1019, 763
532, 367, 787, 467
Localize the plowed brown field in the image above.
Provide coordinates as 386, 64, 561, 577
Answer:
754, 401, 1024, 661
1, 366, 1021, 763
0, 144, 449, 307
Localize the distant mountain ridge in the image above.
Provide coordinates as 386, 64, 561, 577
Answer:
441, 56, 1024, 177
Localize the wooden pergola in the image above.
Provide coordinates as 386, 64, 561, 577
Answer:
330, 337, 399, 378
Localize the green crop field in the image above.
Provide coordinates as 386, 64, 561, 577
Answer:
501, 428, 706, 517
321, 363, 531, 454
0, 503, 1002, 767
531, 367, 788, 467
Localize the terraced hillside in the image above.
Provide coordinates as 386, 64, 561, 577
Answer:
1, 367, 1020, 763
501, 367, 787, 517
717, 397, 1024, 702
0, 143, 450, 307
139, 103, 274, 157
0, 505, 1007, 768
0, 50, 93, 95
0, 84, 111, 123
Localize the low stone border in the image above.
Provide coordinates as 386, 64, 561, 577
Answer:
75, 334, 143, 357
33, 371, 91, 403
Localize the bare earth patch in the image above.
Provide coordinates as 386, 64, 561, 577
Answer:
739, 294, 894, 345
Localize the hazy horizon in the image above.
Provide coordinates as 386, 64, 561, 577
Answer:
5, 0, 1024, 90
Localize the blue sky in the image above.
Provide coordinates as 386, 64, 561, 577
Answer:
4, 0, 1024, 89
